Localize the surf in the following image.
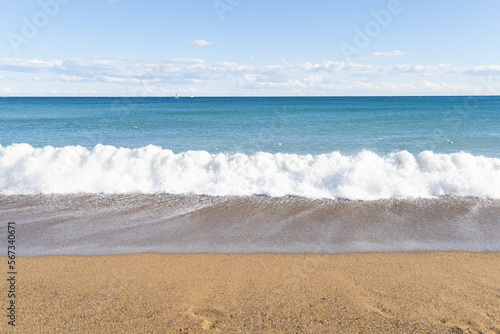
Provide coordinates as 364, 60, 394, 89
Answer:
1, 143, 499, 200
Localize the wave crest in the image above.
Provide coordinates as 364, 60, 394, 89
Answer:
1, 144, 499, 200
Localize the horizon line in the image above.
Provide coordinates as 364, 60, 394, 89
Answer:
2, 95, 499, 98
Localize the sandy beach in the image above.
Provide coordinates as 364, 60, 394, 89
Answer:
3, 252, 499, 333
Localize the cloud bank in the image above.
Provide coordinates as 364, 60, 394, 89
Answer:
0, 56, 499, 96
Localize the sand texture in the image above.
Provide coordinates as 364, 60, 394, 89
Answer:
3, 252, 500, 333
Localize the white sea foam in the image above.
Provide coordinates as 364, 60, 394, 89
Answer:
1, 144, 500, 200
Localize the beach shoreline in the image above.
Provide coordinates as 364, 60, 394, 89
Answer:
4, 252, 500, 333
5, 194, 500, 256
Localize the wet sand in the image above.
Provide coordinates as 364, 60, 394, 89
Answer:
5, 194, 500, 256
4, 252, 500, 333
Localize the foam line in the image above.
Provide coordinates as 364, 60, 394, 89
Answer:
1, 144, 499, 200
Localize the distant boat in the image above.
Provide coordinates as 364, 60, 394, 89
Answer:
174, 93, 179, 99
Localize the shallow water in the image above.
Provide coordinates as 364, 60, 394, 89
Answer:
4, 194, 499, 256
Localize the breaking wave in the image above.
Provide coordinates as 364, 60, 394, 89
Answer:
1, 144, 499, 200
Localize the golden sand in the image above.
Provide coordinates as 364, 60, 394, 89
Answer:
3, 252, 500, 333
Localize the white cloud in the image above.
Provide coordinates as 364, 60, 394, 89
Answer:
190, 40, 212, 47
461, 65, 500, 76
240, 74, 257, 83
254, 80, 307, 89
0, 57, 63, 72
367, 50, 406, 59
164, 58, 206, 64
3, 56, 497, 79
59, 74, 161, 85
304, 76, 324, 83
421, 80, 477, 93
1, 56, 497, 82
1, 56, 500, 96
1, 87, 13, 94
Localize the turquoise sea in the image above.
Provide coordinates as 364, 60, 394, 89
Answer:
1, 96, 499, 156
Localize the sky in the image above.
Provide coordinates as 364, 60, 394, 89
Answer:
1, 0, 500, 96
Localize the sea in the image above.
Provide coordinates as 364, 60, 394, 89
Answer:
1, 96, 499, 255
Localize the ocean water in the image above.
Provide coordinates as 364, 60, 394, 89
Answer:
1, 96, 499, 255
2, 96, 500, 156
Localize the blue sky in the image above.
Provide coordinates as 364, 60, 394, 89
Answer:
1, 0, 500, 96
